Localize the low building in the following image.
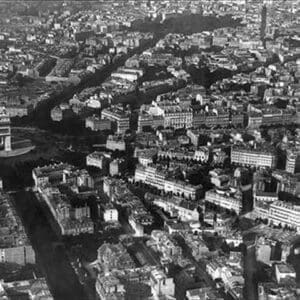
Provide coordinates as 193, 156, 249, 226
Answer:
186, 129, 202, 147
147, 230, 183, 266
286, 148, 300, 174
274, 263, 296, 284
158, 147, 209, 162
134, 148, 157, 166
128, 215, 144, 237
96, 242, 135, 273
111, 67, 143, 82
186, 287, 223, 300
1, 278, 53, 299
194, 147, 210, 162
255, 237, 272, 264
204, 213, 234, 236
209, 169, 230, 188
95, 273, 125, 300
86, 151, 111, 172
106, 134, 126, 151
6, 105, 32, 118
0, 246, 35, 266
206, 254, 244, 295
272, 170, 300, 197
109, 158, 127, 176
85, 116, 112, 131
153, 195, 199, 222
182, 233, 209, 261
150, 268, 175, 299
258, 282, 297, 300
50, 106, 63, 122
103, 203, 118, 223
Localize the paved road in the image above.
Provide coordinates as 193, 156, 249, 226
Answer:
244, 245, 258, 300
11, 190, 87, 300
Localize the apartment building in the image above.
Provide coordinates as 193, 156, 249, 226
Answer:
150, 268, 175, 299
32, 162, 74, 189
258, 282, 297, 300
153, 196, 200, 222
96, 274, 125, 300
101, 107, 130, 134
286, 148, 300, 174
103, 203, 118, 223
134, 165, 202, 200
164, 179, 203, 200
106, 134, 126, 151
86, 151, 111, 171
163, 106, 193, 129
137, 113, 164, 132
205, 189, 242, 214
135, 165, 167, 190
231, 146, 277, 168
254, 191, 278, 220
85, 115, 112, 131
269, 201, 300, 232
139, 101, 193, 130
0, 192, 36, 265
193, 109, 230, 128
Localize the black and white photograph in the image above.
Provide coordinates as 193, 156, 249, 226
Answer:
0, 0, 299, 299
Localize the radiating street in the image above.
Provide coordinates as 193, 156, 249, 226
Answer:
11, 190, 87, 300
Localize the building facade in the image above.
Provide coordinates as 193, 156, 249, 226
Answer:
231, 146, 277, 168
205, 189, 242, 214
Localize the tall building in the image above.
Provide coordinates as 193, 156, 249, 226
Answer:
260, 5, 267, 43
0, 107, 11, 151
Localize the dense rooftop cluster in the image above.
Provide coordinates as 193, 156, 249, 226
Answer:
0, 0, 300, 300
